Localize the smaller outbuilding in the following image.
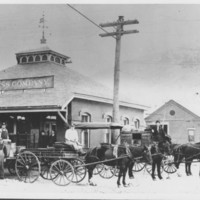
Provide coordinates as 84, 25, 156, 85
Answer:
145, 99, 200, 144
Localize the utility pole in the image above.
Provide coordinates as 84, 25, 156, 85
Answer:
99, 16, 139, 144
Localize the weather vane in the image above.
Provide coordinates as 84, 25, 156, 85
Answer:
39, 12, 48, 44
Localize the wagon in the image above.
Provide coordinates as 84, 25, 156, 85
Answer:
4, 122, 125, 185
74, 122, 123, 179
120, 127, 177, 175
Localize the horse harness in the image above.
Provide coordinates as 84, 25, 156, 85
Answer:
174, 143, 200, 163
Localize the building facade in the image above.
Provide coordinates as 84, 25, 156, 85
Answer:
0, 46, 148, 148
145, 100, 200, 144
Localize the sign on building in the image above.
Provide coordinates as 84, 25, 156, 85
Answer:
0, 76, 54, 91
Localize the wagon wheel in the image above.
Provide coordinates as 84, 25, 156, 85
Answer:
15, 151, 41, 183
8, 162, 16, 175
110, 166, 119, 177
40, 152, 54, 180
40, 161, 52, 180
98, 165, 115, 179
50, 159, 74, 186
145, 163, 164, 175
6, 159, 16, 175
70, 158, 86, 183
162, 155, 177, 174
132, 161, 146, 172
145, 164, 153, 174
93, 164, 103, 175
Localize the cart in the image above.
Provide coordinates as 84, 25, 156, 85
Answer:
7, 122, 125, 186
120, 127, 177, 175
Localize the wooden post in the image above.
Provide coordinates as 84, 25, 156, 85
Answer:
99, 16, 139, 144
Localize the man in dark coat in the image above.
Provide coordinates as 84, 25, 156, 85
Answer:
152, 120, 171, 143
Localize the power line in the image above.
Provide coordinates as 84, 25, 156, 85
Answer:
66, 4, 116, 39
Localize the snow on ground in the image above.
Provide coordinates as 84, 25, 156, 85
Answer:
1, 163, 200, 199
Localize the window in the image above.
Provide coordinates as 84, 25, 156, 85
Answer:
135, 119, 140, 130
123, 117, 129, 125
170, 110, 175, 116
21, 57, 27, 63
50, 56, 54, 61
35, 55, 40, 62
55, 57, 60, 64
42, 55, 47, 61
188, 128, 195, 143
81, 113, 91, 148
105, 115, 112, 143
28, 56, 33, 62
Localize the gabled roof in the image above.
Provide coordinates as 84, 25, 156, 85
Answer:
0, 61, 148, 111
145, 99, 200, 121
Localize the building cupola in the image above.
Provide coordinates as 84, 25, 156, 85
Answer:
15, 46, 72, 66
15, 13, 72, 66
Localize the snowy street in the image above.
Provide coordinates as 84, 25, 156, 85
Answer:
1, 163, 200, 199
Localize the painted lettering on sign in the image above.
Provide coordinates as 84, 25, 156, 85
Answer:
0, 76, 54, 91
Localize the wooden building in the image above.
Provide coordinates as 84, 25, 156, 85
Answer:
0, 46, 148, 148
145, 100, 200, 144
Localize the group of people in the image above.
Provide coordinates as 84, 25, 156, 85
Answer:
39, 129, 56, 148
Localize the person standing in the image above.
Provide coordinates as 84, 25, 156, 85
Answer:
48, 130, 56, 147
0, 122, 9, 179
0, 123, 9, 140
65, 123, 86, 155
152, 120, 167, 142
39, 130, 47, 148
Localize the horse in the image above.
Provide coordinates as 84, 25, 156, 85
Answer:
173, 143, 200, 176
85, 143, 152, 187
150, 140, 171, 180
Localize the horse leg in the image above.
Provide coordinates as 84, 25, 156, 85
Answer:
187, 163, 190, 176
122, 165, 129, 187
117, 167, 123, 188
189, 162, 192, 175
157, 159, 163, 180
88, 166, 97, 186
175, 162, 182, 177
128, 161, 134, 179
151, 160, 156, 180
185, 163, 189, 176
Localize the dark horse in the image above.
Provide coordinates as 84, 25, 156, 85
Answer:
173, 143, 200, 176
85, 143, 152, 187
150, 140, 171, 180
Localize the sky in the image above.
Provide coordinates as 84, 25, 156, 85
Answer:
1, 3, 200, 116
